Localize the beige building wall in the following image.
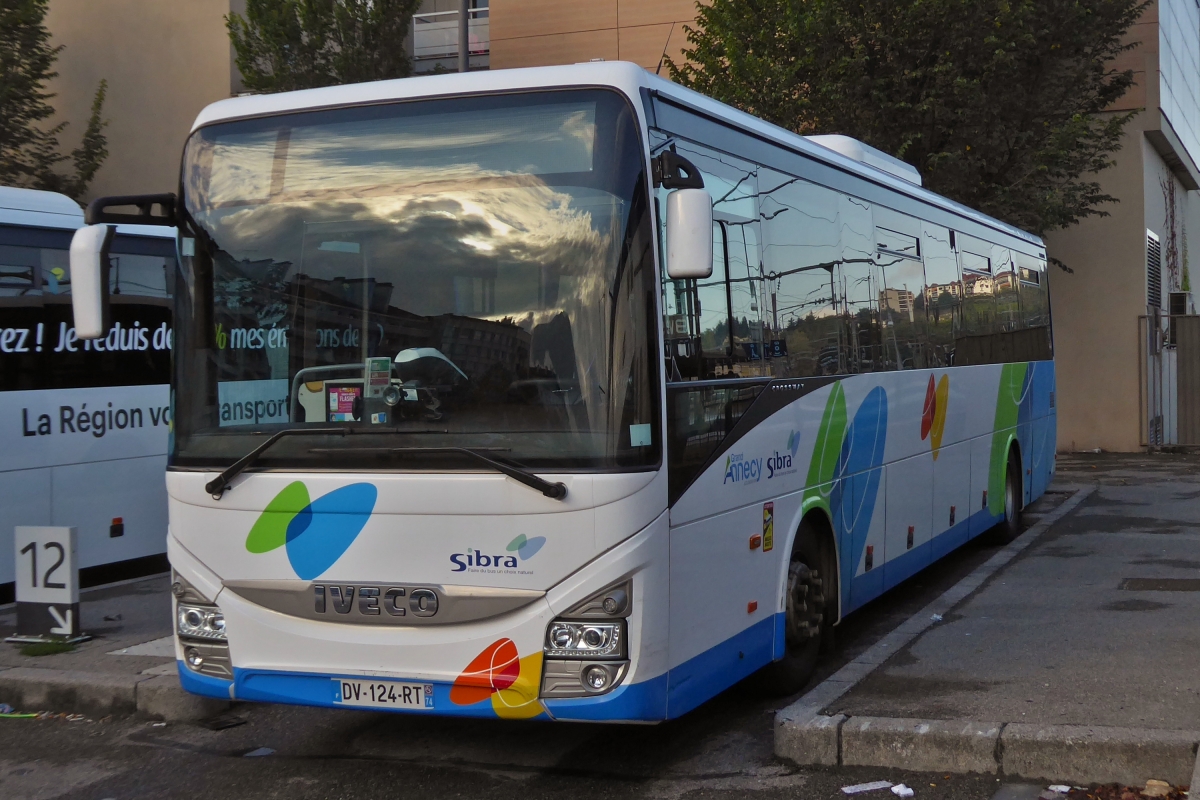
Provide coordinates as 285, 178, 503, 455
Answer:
1044, 114, 1150, 452
44, 0, 237, 201
1045, 0, 1200, 451
490, 0, 699, 72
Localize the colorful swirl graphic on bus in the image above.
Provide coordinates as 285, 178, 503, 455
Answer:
450, 638, 544, 719
830, 386, 888, 586
920, 374, 949, 460
244, 482, 377, 580
799, 382, 889, 595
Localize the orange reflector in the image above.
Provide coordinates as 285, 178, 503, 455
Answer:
749, 534, 762, 550
747, 601, 758, 613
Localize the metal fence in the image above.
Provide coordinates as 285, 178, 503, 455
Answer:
1140, 313, 1200, 446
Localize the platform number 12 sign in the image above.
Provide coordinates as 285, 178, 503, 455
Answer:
13, 526, 80, 638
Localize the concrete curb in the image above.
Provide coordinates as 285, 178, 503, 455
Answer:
1001, 724, 1200, 786
778, 711, 1200, 785
0, 665, 229, 721
842, 717, 1002, 775
770, 485, 1200, 785
1192, 741, 1200, 791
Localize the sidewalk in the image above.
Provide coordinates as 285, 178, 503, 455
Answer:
0, 574, 226, 720
776, 453, 1200, 787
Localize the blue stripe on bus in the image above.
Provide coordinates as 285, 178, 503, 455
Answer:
225, 668, 548, 719
542, 674, 669, 721
176, 661, 234, 700
773, 610, 787, 660
546, 613, 780, 721
849, 506, 1003, 614
665, 613, 777, 719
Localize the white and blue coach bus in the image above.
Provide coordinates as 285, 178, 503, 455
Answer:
0, 186, 176, 602
66, 63, 1054, 720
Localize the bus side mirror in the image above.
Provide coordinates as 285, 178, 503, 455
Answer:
665, 188, 713, 280
69, 224, 115, 339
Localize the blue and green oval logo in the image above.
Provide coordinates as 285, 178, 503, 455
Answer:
245, 482, 377, 580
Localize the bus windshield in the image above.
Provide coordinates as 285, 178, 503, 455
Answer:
172, 89, 658, 472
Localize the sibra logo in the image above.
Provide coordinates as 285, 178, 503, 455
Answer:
245, 481, 377, 580
767, 430, 802, 479
724, 452, 763, 484
450, 533, 545, 573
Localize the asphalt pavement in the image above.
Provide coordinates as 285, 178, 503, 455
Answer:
831, 473, 1200, 728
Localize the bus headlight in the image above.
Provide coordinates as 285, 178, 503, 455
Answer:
544, 620, 624, 659
177, 603, 227, 641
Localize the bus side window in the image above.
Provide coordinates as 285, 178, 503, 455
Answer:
695, 221, 731, 370
0, 244, 42, 296
725, 218, 767, 375
872, 207, 926, 370
920, 223, 960, 367
661, 218, 727, 380
840, 194, 882, 373
993, 247, 1019, 334
759, 169, 842, 377
956, 240, 995, 366
1016, 252, 1053, 361
659, 136, 762, 381
666, 381, 766, 502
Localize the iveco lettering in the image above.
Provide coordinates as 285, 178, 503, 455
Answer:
69, 62, 1055, 721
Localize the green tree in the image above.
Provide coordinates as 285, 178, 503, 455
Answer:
668, 0, 1148, 235
228, 0, 422, 93
0, 0, 108, 200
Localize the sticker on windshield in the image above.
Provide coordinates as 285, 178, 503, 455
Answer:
329, 387, 361, 422
629, 423, 651, 447
366, 356, 391, 398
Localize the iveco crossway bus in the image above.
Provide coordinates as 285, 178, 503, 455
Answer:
1, 186, 176, 600
68, 62, 1054, 721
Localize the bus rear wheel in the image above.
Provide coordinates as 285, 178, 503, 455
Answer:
988, 450, 1023, 545
758, 523, 830, 695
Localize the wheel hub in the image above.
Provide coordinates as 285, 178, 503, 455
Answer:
784, 561, 825, 647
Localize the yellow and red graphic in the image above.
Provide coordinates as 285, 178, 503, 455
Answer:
450, 638, 544, 719
920, 374, 949, 460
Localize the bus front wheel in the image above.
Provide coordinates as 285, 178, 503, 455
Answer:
758, 521, 831, 695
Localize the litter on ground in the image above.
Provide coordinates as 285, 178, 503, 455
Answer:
841, 780, 894, 794
891, 784, 915, 798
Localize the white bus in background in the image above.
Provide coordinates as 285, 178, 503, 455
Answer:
68, 63, 1054, 720
0, 186, 177, 601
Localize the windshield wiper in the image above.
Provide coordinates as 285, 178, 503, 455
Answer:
387, 447, 567, 500
205, 427, 347, 499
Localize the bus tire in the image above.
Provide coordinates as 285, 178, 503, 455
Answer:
756, 518, 831, 696
988, 449, 1023, 545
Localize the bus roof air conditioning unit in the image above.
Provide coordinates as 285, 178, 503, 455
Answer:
806, 134, 922, 186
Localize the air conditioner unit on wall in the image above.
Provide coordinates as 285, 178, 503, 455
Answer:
1169, 291, 1193, 316
1167, 291, 1193, 346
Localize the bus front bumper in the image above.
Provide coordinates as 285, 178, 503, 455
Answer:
172, 511, 671, 722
